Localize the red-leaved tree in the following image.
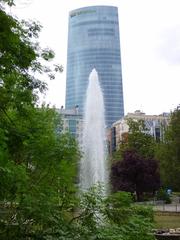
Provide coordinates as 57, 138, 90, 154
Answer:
111, 150, 160, 201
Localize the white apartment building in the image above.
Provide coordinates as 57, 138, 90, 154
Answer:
57, 106, 83, 143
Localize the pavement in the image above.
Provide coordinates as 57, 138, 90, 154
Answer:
153, 195, 180, 212
153, 204, 180, 212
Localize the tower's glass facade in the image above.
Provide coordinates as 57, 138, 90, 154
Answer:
65, 6, 124, 127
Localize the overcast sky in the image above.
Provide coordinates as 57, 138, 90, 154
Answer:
10, 0, 180, 115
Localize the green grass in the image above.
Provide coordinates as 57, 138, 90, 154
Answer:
154, 213, 180, 229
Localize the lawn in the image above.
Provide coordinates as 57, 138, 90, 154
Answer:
154, 213, 180, 229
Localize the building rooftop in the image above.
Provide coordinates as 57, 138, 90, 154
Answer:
57, 106, 82, 117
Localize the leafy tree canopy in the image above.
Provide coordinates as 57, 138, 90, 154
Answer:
69, 185, 155, 240
156, 107, 180, 191
0, 1, 62, 113
122, 118, 156, 159
0, 2, 79, 238
111, 150, 160, 201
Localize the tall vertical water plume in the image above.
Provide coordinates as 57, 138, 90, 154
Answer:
80, 68, 108, 192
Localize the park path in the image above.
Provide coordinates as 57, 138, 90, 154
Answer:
153, 204, 180, 212
153, 195, 180, 212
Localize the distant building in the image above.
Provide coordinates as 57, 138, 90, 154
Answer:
65, 5, 124, 127
57, 106, 83, 142
108, 110, 170, 153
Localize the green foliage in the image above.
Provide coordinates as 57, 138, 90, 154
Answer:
0, 0, 14, 6
156, 188, 171, 204
156, 107, 180, 191
111, 119, 160, 201
0, 3, 62, 115
125, 119, 156, 159
0, 3, 78, 239
71, 186, 155, 240
105, 192, 133, 225
0, 106, 80, 239
112, 119, 156, 163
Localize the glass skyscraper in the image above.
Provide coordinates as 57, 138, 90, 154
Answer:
65, 6, 124, 127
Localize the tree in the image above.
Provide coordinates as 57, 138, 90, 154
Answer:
111, 119, 160, 201
111, 150, 160, 201
69, 185, 155, 240
156, 107, 180, 191
121, 118, 156, 159
0, 2, 80, 238
0, 104, 81, 239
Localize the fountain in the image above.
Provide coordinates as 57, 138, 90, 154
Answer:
80, 68, 108, 192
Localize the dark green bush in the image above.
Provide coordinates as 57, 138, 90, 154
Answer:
156, 188, 172, 204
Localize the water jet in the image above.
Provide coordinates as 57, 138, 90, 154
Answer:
80, 69, 108, 192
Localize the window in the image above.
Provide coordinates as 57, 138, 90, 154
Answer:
72, 20, 118, 27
